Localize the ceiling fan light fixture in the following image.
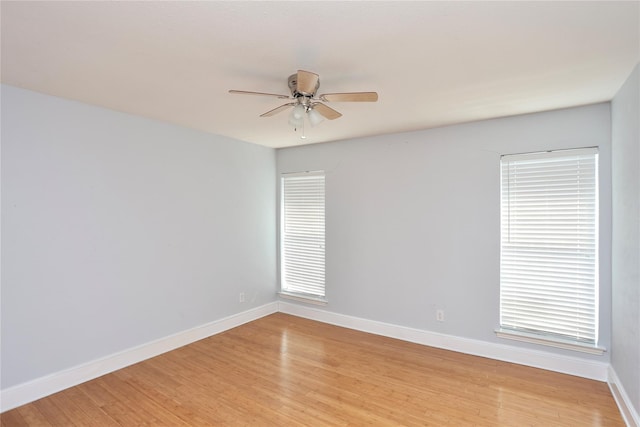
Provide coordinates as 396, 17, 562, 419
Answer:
291, 104, 305, 119
288, 104, 305, 128
288, 112, 304, 128
308, 107, 325, 127
288, 116, 303, 128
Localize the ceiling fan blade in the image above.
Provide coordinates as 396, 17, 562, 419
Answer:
320, 92, 378, 102
313, 103, 342, 120
260, 103, 295, 117
296, 70, 320, 95
229, 90, 290, 99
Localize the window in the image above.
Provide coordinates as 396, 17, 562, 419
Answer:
499, 148, 601, 352
280, 171, 326, 302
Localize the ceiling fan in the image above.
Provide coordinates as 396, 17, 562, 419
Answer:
229, 70, 378, 130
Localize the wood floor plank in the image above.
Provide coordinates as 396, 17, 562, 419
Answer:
0, 410, 31, 427
31, 398, 75, 426
1, 313, 625, 426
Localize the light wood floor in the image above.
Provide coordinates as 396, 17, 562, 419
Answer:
1, 313, 624, 426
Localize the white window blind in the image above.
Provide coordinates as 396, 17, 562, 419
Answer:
281, 171, 325, 299
500, 148, 598, 344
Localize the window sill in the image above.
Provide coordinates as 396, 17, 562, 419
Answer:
495, 328, 606, 355
278, 291, 328, 306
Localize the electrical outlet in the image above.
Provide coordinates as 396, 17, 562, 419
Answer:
436, 309, 445, 322
239, 292, 245, 303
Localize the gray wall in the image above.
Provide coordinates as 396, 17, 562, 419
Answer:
611, 64, 640, 415
1, 85, 277, 389
277, 103, 613, 362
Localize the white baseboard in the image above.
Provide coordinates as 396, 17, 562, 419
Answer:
0, 302, 278, 413
608, 366, 640, 427
278, 301, 609, 381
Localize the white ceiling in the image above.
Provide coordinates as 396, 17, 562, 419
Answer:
2, 1, 638, 148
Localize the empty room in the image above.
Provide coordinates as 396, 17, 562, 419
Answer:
1, 1, 639, 426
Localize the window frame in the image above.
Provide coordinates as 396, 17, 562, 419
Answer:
496, 147, 604, 354
279, 170, 327, 305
